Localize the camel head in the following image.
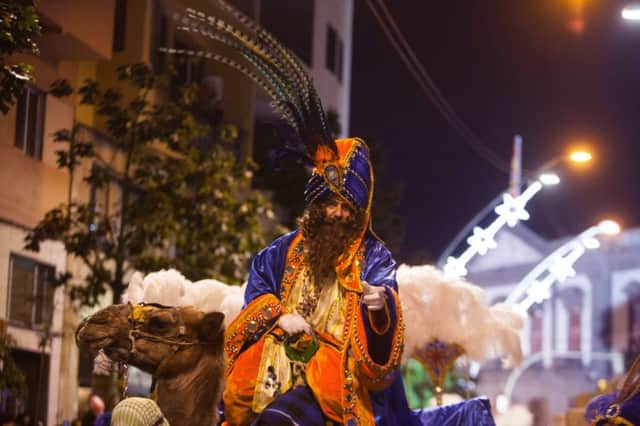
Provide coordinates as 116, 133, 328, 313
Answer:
76, 303, 225, 378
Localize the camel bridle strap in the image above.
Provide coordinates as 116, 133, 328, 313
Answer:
127, 328, 201, 350
126, 303, 215, 377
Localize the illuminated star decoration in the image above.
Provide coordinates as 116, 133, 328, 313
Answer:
526, 280, 551, 305
467, 226, 498, 255
494, 193, 531, 227
548, 256, 576, 282
443, 256, 467, 278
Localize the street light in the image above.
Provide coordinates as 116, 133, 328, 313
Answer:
600, 219, 621, 235
438, 150, 593, 276
622, 4, 640, 21
529, 149, 593, 178
538, 173, 560, 186
569, 151, 592, 163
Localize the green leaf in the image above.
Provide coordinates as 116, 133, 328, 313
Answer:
78, 80, 100, 105
49, 79, 74, 98
52, 129, 71, 142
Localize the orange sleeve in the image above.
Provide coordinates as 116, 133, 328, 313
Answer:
224, 293, 283, 373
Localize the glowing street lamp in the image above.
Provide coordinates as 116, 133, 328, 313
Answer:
538, 173, 560, 186
532, 149, 593, 176
622, 4, 640, 21
599, 219, 621, 235
569, 151, 592, 163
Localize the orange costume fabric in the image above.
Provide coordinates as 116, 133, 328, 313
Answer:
223, 139, 405, 425
223, 233, 404, 425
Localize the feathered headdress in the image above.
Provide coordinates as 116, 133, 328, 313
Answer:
161, 0, 339, 169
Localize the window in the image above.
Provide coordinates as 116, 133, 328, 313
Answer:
260, 0, 314, 66
88, 165, 123, 235
7, 349, 50, 423
530, 307, 543, 353
559, 287, 583, 352
151, 0, 169, 71
627, 284, 640, 366
325, 25, 344, 82
7, 254, 55, 329
568, 308, 581, 351
14, 85, 46, 160
112, 0, 127, 52
173, 39, 204, 86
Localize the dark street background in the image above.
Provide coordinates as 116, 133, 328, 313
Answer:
350, 1, 640, 262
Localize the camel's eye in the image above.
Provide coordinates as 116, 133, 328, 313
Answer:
148, 315, 171, 330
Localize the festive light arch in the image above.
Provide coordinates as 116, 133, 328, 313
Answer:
443, 179, 551, 278
505, 220, 620, 313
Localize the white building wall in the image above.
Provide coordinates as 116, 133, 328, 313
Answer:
310, 0, 354, 137
1, 223, 66, 426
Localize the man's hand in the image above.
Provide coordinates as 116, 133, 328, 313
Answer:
362, 281, 387, 311
278, 313, 313, 335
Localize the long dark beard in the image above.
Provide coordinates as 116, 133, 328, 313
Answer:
298, 201, 365, 287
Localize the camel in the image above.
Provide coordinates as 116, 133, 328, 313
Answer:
76, 303, 225, 426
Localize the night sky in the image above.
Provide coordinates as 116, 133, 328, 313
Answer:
350, 1, 640, 262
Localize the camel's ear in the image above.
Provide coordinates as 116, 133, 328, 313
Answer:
199, 311, 225, 342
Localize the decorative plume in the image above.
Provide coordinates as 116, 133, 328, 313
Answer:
159, 0, 337, 164
125, 269, 245, 326
397, 264, 524, 367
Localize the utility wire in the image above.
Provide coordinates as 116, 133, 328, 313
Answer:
367, 0, 511, 174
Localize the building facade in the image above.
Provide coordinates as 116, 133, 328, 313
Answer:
1, 2, 116, 424
462, 224, 640, 416
256, 0, 354, 136
1, 1, 355, 424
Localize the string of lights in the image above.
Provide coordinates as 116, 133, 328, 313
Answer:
505, 220, 621, 313
442, 179, 549, 278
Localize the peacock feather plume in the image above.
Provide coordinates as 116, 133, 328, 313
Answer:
160, 0, 337, 164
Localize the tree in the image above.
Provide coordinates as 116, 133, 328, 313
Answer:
0, 319, 27, 398
25, 63, 273, 306
0, 0, 41, 114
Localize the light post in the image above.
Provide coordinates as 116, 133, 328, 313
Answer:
439, 151, 593, 277
528, 150, 592, 177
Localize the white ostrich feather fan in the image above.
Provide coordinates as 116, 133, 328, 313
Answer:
397, 264, 524, 367
125, 269, 245, 326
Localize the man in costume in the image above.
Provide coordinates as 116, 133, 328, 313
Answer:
223, 138, 417, 425
167, 3, 493, 424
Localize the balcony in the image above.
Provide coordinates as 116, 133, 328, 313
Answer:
36, 0, 115, 61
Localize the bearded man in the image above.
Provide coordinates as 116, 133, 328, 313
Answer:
222, 138, 417, 426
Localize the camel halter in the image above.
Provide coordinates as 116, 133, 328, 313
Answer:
126, 303, 215, 378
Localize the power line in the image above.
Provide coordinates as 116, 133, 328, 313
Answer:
366, 0, 511, 174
